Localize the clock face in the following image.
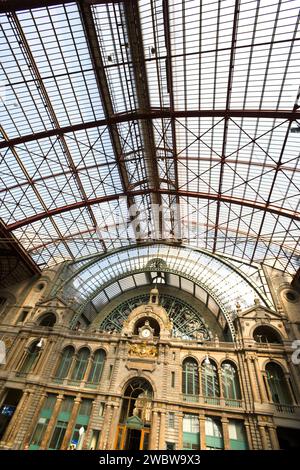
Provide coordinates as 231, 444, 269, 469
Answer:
142, 328, 151, 338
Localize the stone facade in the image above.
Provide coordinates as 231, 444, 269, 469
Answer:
0, 267, 300, 451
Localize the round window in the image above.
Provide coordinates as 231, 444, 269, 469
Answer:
283, 289, 298, 303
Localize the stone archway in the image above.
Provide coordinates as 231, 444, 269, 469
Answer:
115, 377, 153, 450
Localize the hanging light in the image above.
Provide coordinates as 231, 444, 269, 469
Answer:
291, 120, 300, 133
37, 338, 44, 348
204, 354, 210, 365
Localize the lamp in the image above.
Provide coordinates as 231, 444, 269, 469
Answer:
37, 338, 44, 348
204, 354, 210, 365
291, 120, 300, 133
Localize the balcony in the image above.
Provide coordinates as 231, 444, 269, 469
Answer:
203, 397, 220, 406
181, 394, 244, 409
183, 394, 199, 403
275, 403, 296, 414
224, 399, 242, 408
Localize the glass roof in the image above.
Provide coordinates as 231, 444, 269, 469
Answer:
53, 243, 274, 334
0, 0, 299, 273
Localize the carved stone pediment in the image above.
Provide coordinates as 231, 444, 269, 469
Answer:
238, 305, 283, 321
36, 297, 68, 309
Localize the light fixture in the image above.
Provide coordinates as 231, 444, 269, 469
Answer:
204, 354, 210, 365
291, 120, 300, 133
37, 338, 44, 348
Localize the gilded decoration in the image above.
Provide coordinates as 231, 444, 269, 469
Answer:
128, 342, 157, 358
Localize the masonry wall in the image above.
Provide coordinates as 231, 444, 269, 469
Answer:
0, 266, 299, 450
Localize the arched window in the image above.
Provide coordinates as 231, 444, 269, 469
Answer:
19, 341, 40, 374
265, 362, 292, 405
221, 361, 241, 404
54, 346, 74, 380
253, 326, 282, 344
182, 358, 199, 399
87, 349, 106, 384
201, 359, 220, 403
119, 377, 153, 425
38, 313, 56, 327
71, 348, 90, 381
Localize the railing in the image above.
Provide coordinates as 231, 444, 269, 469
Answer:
224, 399, 242, 408
275, 403, 295, 414
53, 378, 63, 384
15, 371, 26, 377
182, 395, 243, 408
254, 343, 285, 351
183, 394, 199, 403
204, 396, 220, 406
67, 379, 81, 387
85, 382, 97, 389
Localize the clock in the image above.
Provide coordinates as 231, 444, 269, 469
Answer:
141, 328, 151, 339
138, 320, 154, 339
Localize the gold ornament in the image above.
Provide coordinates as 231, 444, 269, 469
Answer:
128, 342, 157, 358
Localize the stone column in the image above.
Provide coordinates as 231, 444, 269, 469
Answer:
61, 395, 81, 450
40, 394, 64, 449
67, 353, 78, 380
258, 424, 269, 450
218, 368, 224, 398
22, 391, 48, 449
9, 337, 28, 370
199, 413, 206, 450
218, 367, 225, 406
2, 390, 31, 444
98, 404, 112, 449
106, 403, 121, 450
34, 339, 55, 375
221, 416, 230, 450
268, 425, 280, 450
82, 399, 98, 450
5, 337, 25, 369
149, 410, 159, 450
287, 360, 300, 398
246, 356, 259, 403
158, 411, 166, 450
284, 371, 297, 405
253, 357, 268, 403
82, 354, 94, 384
198, 366, 203, 399
31, 348, 45, 375
177, 412, 183, 450
244, 421, 253, 450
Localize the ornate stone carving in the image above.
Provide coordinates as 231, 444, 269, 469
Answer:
128, 342, 157, 358
2, 336, 13, 349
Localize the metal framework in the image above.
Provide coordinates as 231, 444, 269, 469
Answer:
52, 242, 274, 338
0, 0, 299, 273
99, 293, 213, 341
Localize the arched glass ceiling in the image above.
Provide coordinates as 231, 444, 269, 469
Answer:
55, 244, 274, 331
0, 0, 299, 274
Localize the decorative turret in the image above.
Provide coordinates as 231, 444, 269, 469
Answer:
148, 288, 159, 305
121, 288, 172, 339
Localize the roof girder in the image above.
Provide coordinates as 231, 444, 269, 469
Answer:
6, 188, 300, 231
1, 110, 298, 150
